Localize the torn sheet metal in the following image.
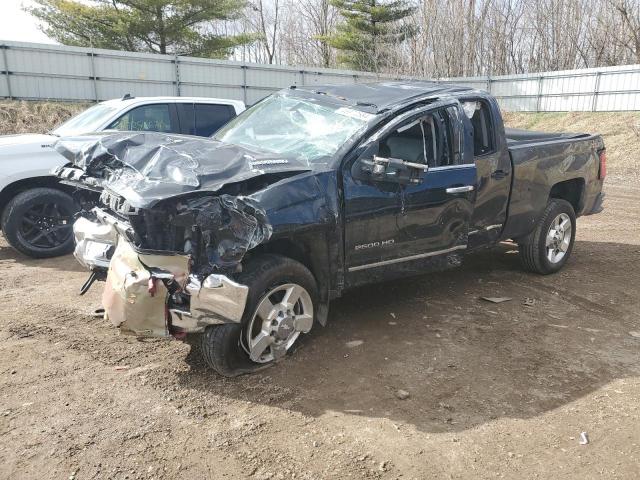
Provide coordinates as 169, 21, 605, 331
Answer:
54, 132, 312, 209
103, 239, 190, 337
183, 274, 249, 326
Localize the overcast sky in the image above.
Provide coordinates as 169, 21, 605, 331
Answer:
0, 0, 57, 44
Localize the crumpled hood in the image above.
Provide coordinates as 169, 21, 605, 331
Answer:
54, 132, 312, 208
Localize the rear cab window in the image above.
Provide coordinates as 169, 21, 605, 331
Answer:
463, 100, 496, 156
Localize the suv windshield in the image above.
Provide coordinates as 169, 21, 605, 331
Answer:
52, 104, 118, 136
212, 93, 371, 162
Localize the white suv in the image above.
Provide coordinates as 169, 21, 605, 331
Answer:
0, 96, 245, 258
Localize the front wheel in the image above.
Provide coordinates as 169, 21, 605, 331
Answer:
1, 187, 76, 258
199, 255, 318, 377
518, 198, 576, 275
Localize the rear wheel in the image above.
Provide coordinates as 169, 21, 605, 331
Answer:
518, 198, 576, 275
200, 255, 318, 377
1, 188, 76, 258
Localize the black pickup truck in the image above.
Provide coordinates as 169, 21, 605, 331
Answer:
56, 82, 605, 376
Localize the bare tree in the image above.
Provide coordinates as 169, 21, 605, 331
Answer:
225, 0, 640, 77
610, 0, 640, 63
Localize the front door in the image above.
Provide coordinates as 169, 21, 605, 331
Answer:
342, 102, 477, 287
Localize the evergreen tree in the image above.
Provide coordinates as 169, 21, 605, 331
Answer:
325, 0, 417, 71
28, 0, 253, 58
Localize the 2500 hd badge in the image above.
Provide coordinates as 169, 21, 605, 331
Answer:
355, 239, 395, 250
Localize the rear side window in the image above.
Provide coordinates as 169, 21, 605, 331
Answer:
194, 104, 236, 136
466, 100, 495, 156
108, 104, 174, 133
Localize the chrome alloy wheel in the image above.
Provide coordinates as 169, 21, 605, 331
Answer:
244, 283, 314, 363
546, 213, 572, 264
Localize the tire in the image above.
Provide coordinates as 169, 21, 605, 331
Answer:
200, 254, 318, 377
1, 187, 77, 259
518, 198, 576, 275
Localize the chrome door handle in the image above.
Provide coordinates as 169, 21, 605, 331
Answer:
446, 185, 474, 194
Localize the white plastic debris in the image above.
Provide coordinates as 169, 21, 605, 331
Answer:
579, 432, 589, 445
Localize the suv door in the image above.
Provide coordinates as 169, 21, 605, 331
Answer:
342, 102, 477, 287
175, 103, 236, 136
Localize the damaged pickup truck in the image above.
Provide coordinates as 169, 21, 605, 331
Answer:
55, 82, 605, 376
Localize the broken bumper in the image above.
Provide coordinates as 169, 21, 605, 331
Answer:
74, 213, 248, 337
73, 208, 128, 270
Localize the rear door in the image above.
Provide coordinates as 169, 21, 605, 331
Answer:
194, 103, 237, 136
342, 102, 477, 286
175, 103, 237, 136
460, 97, 512, 248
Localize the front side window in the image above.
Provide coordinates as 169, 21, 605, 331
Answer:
107, 104, 173, 133
379, 110, 456, 168
213, 94, 371, 163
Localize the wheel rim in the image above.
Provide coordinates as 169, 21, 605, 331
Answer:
545, 213, 572, 264
17, 202, 73, 250
244, 283, 313, 363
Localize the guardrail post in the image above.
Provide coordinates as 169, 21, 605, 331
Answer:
486, 75, 492, 94
2, 45, 12, 99
300, 70, 305, 86
536, 75, 544, 112
592, 71, 602, 112
174, 55, 181, 96
241, 65, 248, 104
88, 50, 98, 102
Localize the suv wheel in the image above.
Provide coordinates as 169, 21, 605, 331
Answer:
1, 188, 76, 258
518, 198, 576, 275
199, 254, 318, 377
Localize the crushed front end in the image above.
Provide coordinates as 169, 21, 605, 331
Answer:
70, 194, 266, 338
53, 132, 297, 339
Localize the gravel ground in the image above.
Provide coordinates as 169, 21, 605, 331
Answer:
1, 181, 639, 480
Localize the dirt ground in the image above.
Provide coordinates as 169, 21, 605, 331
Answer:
1, 111, 640, 479
2, 188, 639, 480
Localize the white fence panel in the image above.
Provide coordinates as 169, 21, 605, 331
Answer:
2, 40, 640, 111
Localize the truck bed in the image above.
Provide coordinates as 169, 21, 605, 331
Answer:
501, 130, 604, 241
505, 128, 592, 146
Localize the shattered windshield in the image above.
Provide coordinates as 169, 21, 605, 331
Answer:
52, 104, 118, 136
212, 93, 372, 162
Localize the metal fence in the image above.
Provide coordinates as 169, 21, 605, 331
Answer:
2, 40, 640, 111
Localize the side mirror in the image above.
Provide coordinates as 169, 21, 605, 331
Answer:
354, 155, 427, 185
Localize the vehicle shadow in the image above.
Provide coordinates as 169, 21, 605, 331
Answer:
181, 240, 640, 433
